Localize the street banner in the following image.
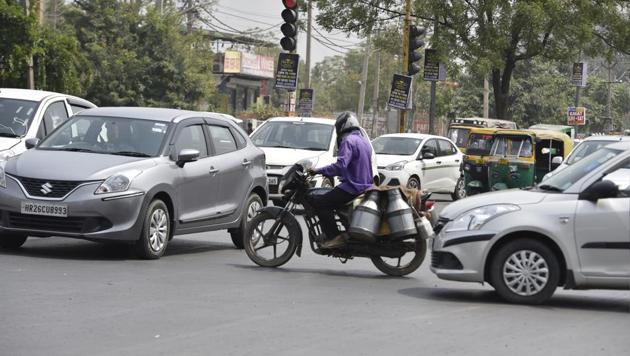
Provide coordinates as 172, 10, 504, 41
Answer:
571, 62, 588, 87
388, 74, 413, 110
241, 52, 275, 78
275, 53, 300, 91
567, 106, 586, 125
423, 49, 446, 81
297, 89, 314, 117
223, 50, 241, 73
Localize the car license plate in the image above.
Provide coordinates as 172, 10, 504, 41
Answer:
21, 201, 68, 217
267, 176, 278, 186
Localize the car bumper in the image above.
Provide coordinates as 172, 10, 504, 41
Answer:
430, 225, 496, 283
377, 169, 410, 187
0, 178, 146, 241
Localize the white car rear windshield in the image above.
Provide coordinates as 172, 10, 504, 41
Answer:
251, 121, 333, 151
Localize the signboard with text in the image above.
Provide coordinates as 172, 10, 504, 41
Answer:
241, 52, 275, 78
571, 62, 588, 87
567, 106, 586, 125
275, 53, 300, 91
297, 89, 314, 116
388, 74, 412, 110
423, 49, 446, 81
223, 50, 241, 73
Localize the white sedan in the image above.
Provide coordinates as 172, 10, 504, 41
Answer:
373, 133, 465, 200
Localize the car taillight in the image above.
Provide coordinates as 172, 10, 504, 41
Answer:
425, 200, 435, 210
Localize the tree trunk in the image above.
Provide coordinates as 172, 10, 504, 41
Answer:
491, 56, 516, 120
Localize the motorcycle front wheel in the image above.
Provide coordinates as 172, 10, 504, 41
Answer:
370, 238, 427, 276
244, 210, 300, 268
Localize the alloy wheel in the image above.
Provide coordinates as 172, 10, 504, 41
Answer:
503, 250, 549, 296
148, 208, 168, 252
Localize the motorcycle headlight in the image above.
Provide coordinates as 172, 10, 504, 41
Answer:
445, 204, 520, 232
0, 161, 6, 189
0, 150, 15, 161
385, 161, 408, 171
94, 170, 142, 195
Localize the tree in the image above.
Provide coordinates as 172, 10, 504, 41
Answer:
0, 0, 36, 87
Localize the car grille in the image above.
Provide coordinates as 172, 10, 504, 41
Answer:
433, 217, 449, 235
5, 212, 112, 234
431, 251, 463, 270
13, 176, 87, 198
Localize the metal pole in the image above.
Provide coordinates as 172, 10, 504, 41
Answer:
399, 0, 412, 133
575, 51, 581, 136
24, 0, 35, 89
370, 34, 381, 138
483, 77, 489, 118
305, 0, 312, 89
428, 17, 438, 135
358, 35, 371, 121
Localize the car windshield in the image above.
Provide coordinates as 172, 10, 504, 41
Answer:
38, 115, 170, 157
466, 133, 494, 156
372, 137, 421, 155
490, 135, 533, 157
447, 128, 470, 148
566, 140, 612, 165
251, 121, 333, 151
0, 98, 39, 137
540, 147, 623, 191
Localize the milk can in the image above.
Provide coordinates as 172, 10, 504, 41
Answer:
384, 189, 417, 239
348, 191, 381, 241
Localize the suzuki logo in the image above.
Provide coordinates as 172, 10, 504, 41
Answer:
40, 182, 53, 195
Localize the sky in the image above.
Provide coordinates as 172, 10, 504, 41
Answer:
212, 0, 362, 64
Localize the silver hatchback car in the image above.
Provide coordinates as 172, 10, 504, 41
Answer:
431, 141, 630, 304
0, 107, 267, 259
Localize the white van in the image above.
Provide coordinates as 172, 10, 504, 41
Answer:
250, 117, 378, 206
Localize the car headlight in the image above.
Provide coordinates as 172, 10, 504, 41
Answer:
385, 161, 408, 171
0, 161, 6, 189
0, 150, 15, 161
445, 204, 520, 232
94, 170, 142, 195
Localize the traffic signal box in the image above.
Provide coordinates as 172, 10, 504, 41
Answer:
408, 25, 426, 76
281, 0, 298, 52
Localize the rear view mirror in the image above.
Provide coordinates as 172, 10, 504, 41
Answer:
176, 149, 200, 167
422, 151, 435, 160
25, 138, 40, 149
579, 180, 619, 201
551, 156, 563, 166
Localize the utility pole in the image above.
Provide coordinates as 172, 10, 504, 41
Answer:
304, 0, 312, 89
428, 18, 438, 135
24, 0, 35, 89
399, 0, 412, 133
358, 35, 371, 121
483, 77, 489, 118
370, 32, 381, 138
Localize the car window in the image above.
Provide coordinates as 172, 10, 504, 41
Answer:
208, 125, 237, 155
231, 127, 247, 148
41, 101, 69, 136
174, 125, 208, 158
438, 139, 457, 156
70, 104, 90, 115
603, 160, 630, 196
421, 139, 439, 157
250, 121, 333, 151
0, 98, 39, 137
566, 140, 612, 165
372, 137, 422, 156
447, 128, 470, 148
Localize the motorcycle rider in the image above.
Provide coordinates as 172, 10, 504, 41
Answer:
308, 111, 373, 249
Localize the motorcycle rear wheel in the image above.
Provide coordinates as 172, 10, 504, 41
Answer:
370, 239, 427, 276
244, 210, 299, 268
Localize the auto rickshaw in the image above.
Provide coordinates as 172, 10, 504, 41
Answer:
487, 129, 573, 190
462, 127, 501, 194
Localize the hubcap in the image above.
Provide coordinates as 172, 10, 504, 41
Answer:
408, 179, 419, 189
148, 208, 168, 252
457, 179, 466, 198
503, 250, 549, 296
247, 200, 262, 222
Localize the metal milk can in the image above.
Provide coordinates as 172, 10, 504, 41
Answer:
348, 191, 381, 241
384, 189, 417, 239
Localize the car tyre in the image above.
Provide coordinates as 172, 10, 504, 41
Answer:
407, 176, 421, 190
451, 177, 466, 201
489, 238, 560, 304
0, 233, 28, 249
230, 193, 263, 249
135, 200, 170, 260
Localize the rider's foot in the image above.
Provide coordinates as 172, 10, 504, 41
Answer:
320, 233, 347, 249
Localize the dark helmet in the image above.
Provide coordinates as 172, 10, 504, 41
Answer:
334, 111, 360, 136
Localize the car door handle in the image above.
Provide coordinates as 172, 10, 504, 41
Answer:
455, 159, 460, 163
209, 167, 219, 174
436, 161, 442, 164
241, 159, 251, 167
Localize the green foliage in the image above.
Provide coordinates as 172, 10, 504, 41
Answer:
239, 104, 284, 120
0, 0, 36, 86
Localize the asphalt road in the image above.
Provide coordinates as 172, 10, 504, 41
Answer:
1, 197, 629, 356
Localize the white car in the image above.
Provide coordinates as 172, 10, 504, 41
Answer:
0, 88, 96, 160
543, 135, 630, 180
373, 133, 465, 200
431, 141, 630, 304
250, 117, 378, 205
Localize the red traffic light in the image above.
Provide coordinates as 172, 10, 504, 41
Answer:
282, 0, 297, 9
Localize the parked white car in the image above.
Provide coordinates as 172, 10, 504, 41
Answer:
250, 117, 378, 205
431, 141, 630, 304
373, 133, 465, 200
543, 135, 630, 180
0, 88, 96, 160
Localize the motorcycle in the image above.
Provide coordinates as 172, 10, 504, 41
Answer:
243, 161, 433, 276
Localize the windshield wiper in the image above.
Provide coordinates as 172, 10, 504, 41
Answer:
54, 147, 98, 153
111, 151, 151, 157
538, 184, 563, 192
263, 145, 296, 149
298, 147, 325, 151
0, 132, 20, 138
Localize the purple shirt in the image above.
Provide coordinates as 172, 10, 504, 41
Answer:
317, 130, 373, 195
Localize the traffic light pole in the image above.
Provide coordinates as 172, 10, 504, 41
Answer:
428, 18, 438, 135
399, 0, 412, 133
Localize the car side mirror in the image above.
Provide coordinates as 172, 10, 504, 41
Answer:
551, 156, 563, 166
421, 151, 435, 160
579, 180, 619, 201
25, 138, 40, 149
176, 149, 200, 167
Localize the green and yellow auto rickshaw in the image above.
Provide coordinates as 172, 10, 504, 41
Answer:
462, 127, 501, 194
487, 130, 573, 190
